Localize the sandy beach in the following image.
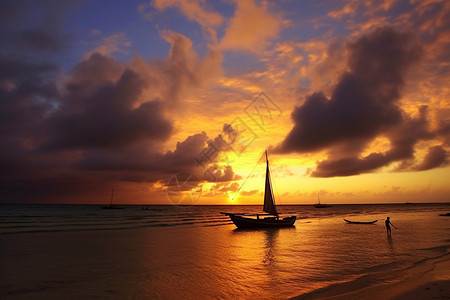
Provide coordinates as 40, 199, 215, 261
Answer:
294, 254, 450, 299
393, 280, 450, 300
390, 256, 450, 300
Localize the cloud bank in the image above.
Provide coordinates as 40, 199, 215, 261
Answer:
275, 27, 448, 177
0, 23, 233, 203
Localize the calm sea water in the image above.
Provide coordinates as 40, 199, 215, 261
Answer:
0, 203, 449, 299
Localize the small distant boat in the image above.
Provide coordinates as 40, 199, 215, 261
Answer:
101, 189, 123, 209
439, 213, 450, 217
344, 219, 378, 224
314, 194, 332, 208
221, 151, 296, 229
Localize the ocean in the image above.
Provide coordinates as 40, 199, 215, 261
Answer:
0, 203, 449, 299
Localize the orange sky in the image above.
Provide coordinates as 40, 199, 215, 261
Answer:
1, 0, 449, 204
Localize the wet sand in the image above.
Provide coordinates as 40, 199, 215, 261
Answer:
389, 256, 450, 299
293, 254, 450, 299
392, 280, 450, 299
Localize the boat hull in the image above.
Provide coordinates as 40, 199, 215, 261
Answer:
314, 204, 332, 208
226, 214, 296, 229
344, 219, 377, 224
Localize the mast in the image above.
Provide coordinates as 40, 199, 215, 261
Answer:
110, 189, 114, 205
263, 150, 278, 215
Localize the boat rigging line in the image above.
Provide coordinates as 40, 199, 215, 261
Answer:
233, 151, 266, 199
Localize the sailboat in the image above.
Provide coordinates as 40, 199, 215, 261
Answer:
101, 189, 123, 209
221, 151, 296, 229
314, 193, 332, 208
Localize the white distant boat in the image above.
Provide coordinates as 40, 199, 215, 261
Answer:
221, 150, 296, 228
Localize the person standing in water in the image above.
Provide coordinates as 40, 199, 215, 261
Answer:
385, 217, 397, 235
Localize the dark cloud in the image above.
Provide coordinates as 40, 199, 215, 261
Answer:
437, 120, 450, 146
276, 27, 422, 154
75, 129, 241, 184
311, 154, 385, 177
415, 145, 448, 171
70, 53, 126, 90
0, 1, 224, 204
75, 132, 208, 174
0, 174, 111, 204
0, 48, 232, 203
41, 56, 173, 151
0, 0, 78, 53
275, 27, 441, 177
310, 95, 444, 177
0, 54, 58, 171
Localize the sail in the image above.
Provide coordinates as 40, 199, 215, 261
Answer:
263, 152, 278, 215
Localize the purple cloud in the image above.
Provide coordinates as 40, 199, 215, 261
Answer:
273, 27, 449, 177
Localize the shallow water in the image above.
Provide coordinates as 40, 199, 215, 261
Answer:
0, 203, 449, 298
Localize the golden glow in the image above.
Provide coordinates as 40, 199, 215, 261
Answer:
227, 191, 237, 202
138, 2, 450, 206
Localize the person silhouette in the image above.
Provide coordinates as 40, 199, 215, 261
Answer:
385, 217, 397, 235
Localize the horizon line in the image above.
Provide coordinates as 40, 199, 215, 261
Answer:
1, 202, 449, 206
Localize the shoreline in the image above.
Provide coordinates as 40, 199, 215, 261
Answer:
293, 253, 450, 299
388, 255, 450, 299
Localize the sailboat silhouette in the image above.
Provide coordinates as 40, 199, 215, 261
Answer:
314, 193, 332, 208
222, 150, 296, 228
102, 189, 123, 209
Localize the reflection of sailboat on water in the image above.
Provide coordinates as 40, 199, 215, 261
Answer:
314, 193, 332, 208
102, 189, 123, 209
221, 150, 296, 228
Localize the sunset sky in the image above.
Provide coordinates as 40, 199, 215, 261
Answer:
1, 0, 449, 205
